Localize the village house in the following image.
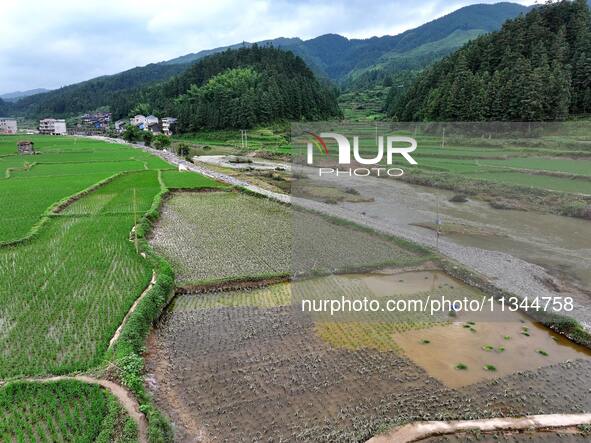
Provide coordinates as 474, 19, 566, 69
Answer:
130, 115, 147, 129
148, 121, 162, 134
0, 118, 17, 134
145, 115, 159, 127
39, 118, 67, 135
17, 140, 35, 155
80, 112, 111, 129
162, 117, 177, 135
114, 119, 127, 132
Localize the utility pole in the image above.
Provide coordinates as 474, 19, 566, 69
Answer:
436, 194, 441, 250
240, 130, 248, 150
375, 122, 378, 145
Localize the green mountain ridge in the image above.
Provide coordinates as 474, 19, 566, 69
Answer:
343, 28, 488, 90
5, 2, 529, 119
0, 88, 52, 102
388, 0, 591, 121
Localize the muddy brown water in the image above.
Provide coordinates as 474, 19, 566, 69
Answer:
308, 270, 591, 389
442, 205, 591, 291
393, 317, 591, 388
339, 269, 459, 296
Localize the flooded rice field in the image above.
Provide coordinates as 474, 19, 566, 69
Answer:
146, 270, 591, 442
393, 318, 591, 388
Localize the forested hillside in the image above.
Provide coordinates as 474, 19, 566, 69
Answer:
123, 46, 341, 131
0, 98, 11, 117
388, 0, 591, 121
8, 63, 187, 118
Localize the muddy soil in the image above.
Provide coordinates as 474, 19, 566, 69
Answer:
146, 293, 591, 442
393, 318, 591, 388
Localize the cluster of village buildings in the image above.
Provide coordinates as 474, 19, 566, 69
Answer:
0, 117, 18, 134
115, 115, 177, 135
0, 113, 177, 136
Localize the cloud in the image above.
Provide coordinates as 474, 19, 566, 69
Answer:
0, 0, 536, 94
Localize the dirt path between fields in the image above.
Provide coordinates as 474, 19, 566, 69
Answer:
0, 375, 148, 443
367, 413, 591, 443
109, 270, 157, 348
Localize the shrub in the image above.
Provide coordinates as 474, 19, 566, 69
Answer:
122, 125, 143, 143
153, 135, 171, 150
449, 194, 468, 203
143, 131, 154, 147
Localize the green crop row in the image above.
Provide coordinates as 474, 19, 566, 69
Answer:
0, 380, 137, 442
150, 191, 426, 286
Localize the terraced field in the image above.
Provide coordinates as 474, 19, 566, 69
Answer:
0, 135, 170, 243
0, 134, 225, 439
173, 126, 292, 155
292, 123, 591, 205
149, 274, 591, 441
147, 184, 591, 441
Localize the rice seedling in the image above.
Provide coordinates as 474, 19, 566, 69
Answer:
537, 349, 549, 356
0, 380, 136, 442
455, 363, 468, 370
483, 364, 497, 372
150, 192, 426, 284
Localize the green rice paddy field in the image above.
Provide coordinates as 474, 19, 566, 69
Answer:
294, 123, 591, 196
0, 134, 224, 438
0, 380, 137, 442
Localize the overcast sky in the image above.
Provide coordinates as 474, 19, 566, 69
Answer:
0, 0, 536, 94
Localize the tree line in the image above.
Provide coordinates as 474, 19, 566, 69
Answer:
387, 0, 591, 121
116, 46, 341, 131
